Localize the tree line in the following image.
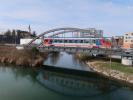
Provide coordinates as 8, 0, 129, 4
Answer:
3, 29, 37, 38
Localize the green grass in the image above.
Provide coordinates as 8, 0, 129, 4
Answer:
97, 61, 133, 75
77, 53, 133, 75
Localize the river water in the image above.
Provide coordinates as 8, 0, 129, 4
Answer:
43, 52, 91, 71
0, 52, 133, 100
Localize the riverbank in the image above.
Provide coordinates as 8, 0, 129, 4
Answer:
0, 45, 48, 67
76, 53, 133, 85
87, 61, 133, 84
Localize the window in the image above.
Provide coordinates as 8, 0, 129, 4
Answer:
74, 40, 78, 43
80, 40, 83, 43
59, 40, 63, 43
53, 39, 57, 43
77, 40, 80, 43
64, 40, 67, 43
49, 40, 52, 44
57, 40, 61, 43
84, 40, 90, 43
72, 40, 75, 43
68, 40, 75, 43
69, 40, 72, 43
92, 40, 96, 43
62, 40, 64, 43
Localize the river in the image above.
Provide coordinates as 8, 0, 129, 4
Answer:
0, 52, 133, 100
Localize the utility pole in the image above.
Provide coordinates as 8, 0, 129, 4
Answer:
109, 37, 113, 76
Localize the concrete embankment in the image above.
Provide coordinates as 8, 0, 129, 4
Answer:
0, 45, 48, 67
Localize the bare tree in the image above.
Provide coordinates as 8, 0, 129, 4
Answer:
32, 31, 37, 37
12, 29, 16, 36
5, 30, 12, 36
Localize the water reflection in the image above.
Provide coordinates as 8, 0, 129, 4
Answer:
43, 52, 91, 71
13, 67, 38, 83
49, 52, 60, 65
36, 70, 120, 97
11, 67, 120, 97
0, 66, 133, 100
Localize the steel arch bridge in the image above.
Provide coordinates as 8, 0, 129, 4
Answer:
27, 27, 93, 46
25, 27, 126, 56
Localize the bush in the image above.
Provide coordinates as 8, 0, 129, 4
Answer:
79, 53, 94, 61
31, 46, 39, 55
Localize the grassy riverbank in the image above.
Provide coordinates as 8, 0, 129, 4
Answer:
95, 61, 133, 75
76, 53, 133, 75
0, 45, 48, 67
76, 53, 133, 84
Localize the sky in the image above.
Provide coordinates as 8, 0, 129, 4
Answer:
0, 0, 133, 36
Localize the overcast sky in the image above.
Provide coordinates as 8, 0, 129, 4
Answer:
0, 0, 133, 36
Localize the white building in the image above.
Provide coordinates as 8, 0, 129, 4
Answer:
20, 39, 41, 45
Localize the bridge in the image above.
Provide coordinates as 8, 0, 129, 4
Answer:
28, 27, 95, 46
26, 27, 133, 56
38, 46, 124, 56
25, 27, 133, 65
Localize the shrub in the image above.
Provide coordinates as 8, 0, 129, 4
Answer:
31, 46, 39, 55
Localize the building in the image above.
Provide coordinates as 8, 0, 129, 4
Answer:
112, 36, 124, 48
74, 28, 103, 38
20, 39, 41, 45
0, 35, 20, 44
123, 32, 133, 49
0, 29, 36, 44
16, 30, 33, 38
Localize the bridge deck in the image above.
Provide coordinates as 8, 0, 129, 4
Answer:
37, 46, 126, 56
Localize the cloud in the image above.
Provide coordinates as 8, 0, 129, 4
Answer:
0, 0, 132, 36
